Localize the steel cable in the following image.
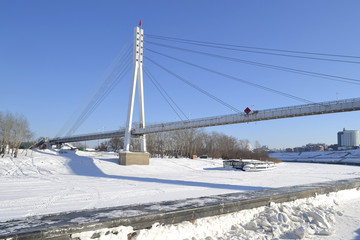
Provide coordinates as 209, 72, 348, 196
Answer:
144, 68, 188, 121
57, 42, 132, 137
146, 48, 313, 104
146, 34, 360, 63
146, 41, 360, 86
145, 56, 242, 113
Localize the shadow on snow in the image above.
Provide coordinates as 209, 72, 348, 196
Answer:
65, 151, 268, 191
353, 228, 360, 240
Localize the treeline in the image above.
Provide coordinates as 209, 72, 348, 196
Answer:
96, 128, 269, 160
0, 112, 33, 158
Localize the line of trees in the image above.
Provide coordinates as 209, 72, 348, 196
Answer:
96, 128, 269, 160
0, 112, 33, 158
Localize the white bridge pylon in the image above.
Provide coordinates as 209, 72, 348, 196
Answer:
123, 26, 146, 152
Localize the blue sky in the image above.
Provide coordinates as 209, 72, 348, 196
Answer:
1, 1, 360, 149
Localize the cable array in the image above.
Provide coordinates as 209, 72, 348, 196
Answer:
145, 49, 313, 104
145, 56, 243, 113
143, 33, 360, 111
56, 32, 360, 136
144, 67, 189, 121
146, 41, 360, 86
146, 34, 360, 64
56, 41, 132, 137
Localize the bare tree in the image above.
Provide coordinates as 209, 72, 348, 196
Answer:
254, 140, 261, 150
108, 137, 124, 152
0, 112, 14, 157
95, 142, 108, 151
0, 112, 32, 158
23, 130, 34, 156
12, 114, 31, 158
238, 139, 251, 151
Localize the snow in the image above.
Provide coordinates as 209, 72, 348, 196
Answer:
72, 189, 360, 240
1, 149, 360, 239
135, 189, 360, 240
270, 149, 360, 165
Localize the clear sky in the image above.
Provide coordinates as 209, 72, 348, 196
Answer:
1, 0, 360, 149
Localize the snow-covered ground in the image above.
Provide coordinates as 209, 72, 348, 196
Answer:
1, 149, 360, 239
270, 149, 360, 165
73, 189, 360, 240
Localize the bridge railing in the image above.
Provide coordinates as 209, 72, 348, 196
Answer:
50, 129, 126, 144
48, 97, 360, 144
135, 97, 360, 133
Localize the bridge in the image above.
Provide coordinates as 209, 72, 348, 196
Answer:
43, 24, 360, 165
49, 97, 360, 145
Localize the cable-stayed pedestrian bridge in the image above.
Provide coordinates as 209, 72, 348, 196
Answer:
44, 24, 360, 165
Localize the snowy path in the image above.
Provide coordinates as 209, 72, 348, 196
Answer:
1, 149, 360, 224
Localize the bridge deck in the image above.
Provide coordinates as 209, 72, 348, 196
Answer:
50, 98, 360, 145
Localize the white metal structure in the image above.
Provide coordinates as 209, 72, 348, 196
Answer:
133, 98, 360, 135
123, 26, 146, 152
48, 97, 360, 146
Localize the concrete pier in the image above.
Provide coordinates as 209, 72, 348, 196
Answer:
119, 151, 150, 165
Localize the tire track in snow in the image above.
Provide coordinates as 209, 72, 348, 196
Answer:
25, 183, 75, 218
3, 156, 31, 176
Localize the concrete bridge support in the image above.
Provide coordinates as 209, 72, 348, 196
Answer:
119, 151, 150, 165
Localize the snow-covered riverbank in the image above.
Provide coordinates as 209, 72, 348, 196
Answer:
270, 149, 360, 165
73, 188, 360, 240
1, 149, 360, 239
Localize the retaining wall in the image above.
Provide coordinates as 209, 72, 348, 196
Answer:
1, 177, 360, 240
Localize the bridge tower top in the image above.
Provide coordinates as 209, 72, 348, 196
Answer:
123, 26, 146, 152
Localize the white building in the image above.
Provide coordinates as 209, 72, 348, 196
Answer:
337, 128, 359, 149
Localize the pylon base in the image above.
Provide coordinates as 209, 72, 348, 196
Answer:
119, 151, 150, 165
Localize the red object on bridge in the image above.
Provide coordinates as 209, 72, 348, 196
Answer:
244, 107, 251, 114
139, 19, 142, 26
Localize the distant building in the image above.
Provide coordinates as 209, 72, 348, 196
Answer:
328, 144, 338, 151
254, 145, 270, 152
337, 128, 359, 150
260, 145, 269, 151
305, 143, 327, 152
294, 147, 306, 152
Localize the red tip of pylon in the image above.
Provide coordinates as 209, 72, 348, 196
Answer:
139, 19, 142, 26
